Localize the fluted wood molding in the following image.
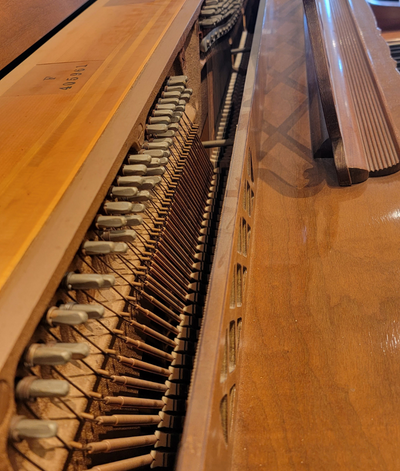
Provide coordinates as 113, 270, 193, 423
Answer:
304, 0, 400, 185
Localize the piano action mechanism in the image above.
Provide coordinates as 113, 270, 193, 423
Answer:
2, 0, 400, 469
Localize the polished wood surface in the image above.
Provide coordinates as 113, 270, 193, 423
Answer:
232, 0, 400, 468
304, 0, 400, 185
0, 0, 90, 72
1, 0, 399, 467
367, 0, 400, 31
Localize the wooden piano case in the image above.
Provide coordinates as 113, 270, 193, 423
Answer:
2, 0, 400, 469
0, 0, 263, 469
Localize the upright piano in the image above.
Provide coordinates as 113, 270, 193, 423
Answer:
1, 0, 400, 470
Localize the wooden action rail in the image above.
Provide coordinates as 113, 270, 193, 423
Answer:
176, 0, 264, 468
303, 0, 400, 185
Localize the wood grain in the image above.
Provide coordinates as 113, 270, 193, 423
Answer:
0, 0, 91, 72
0, 1, 203, 466
0, 0, 190, 292
231, 0, 400, 468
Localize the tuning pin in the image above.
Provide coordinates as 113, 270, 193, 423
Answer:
99, 229, 137, 243
82, 240, 128, 255
25, 344, 72, 366
9, 416, 58, 442
46, 306, 88, 326
62, 272, 115, 290
16, 377, 70, 400
95, 215, 127, 228
58, 302, 105, 319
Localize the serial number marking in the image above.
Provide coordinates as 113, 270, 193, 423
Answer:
59, 65, 89, 90
4, 61, 103, 97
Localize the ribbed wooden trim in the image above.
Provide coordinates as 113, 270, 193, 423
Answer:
304, 0, 400, 184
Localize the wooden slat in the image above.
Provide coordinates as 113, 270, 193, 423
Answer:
231, 0, 400, 468
0, 0, 192, 292
0, 0, 91, 72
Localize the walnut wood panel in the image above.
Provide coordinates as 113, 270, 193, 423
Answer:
232, 0, 400, 468
0, 0, 203, 375
0, 0, 91, 72
382, 31, 400, 42
367, 0, 400, 31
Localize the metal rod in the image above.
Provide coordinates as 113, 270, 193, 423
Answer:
202, 139, 234, 148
